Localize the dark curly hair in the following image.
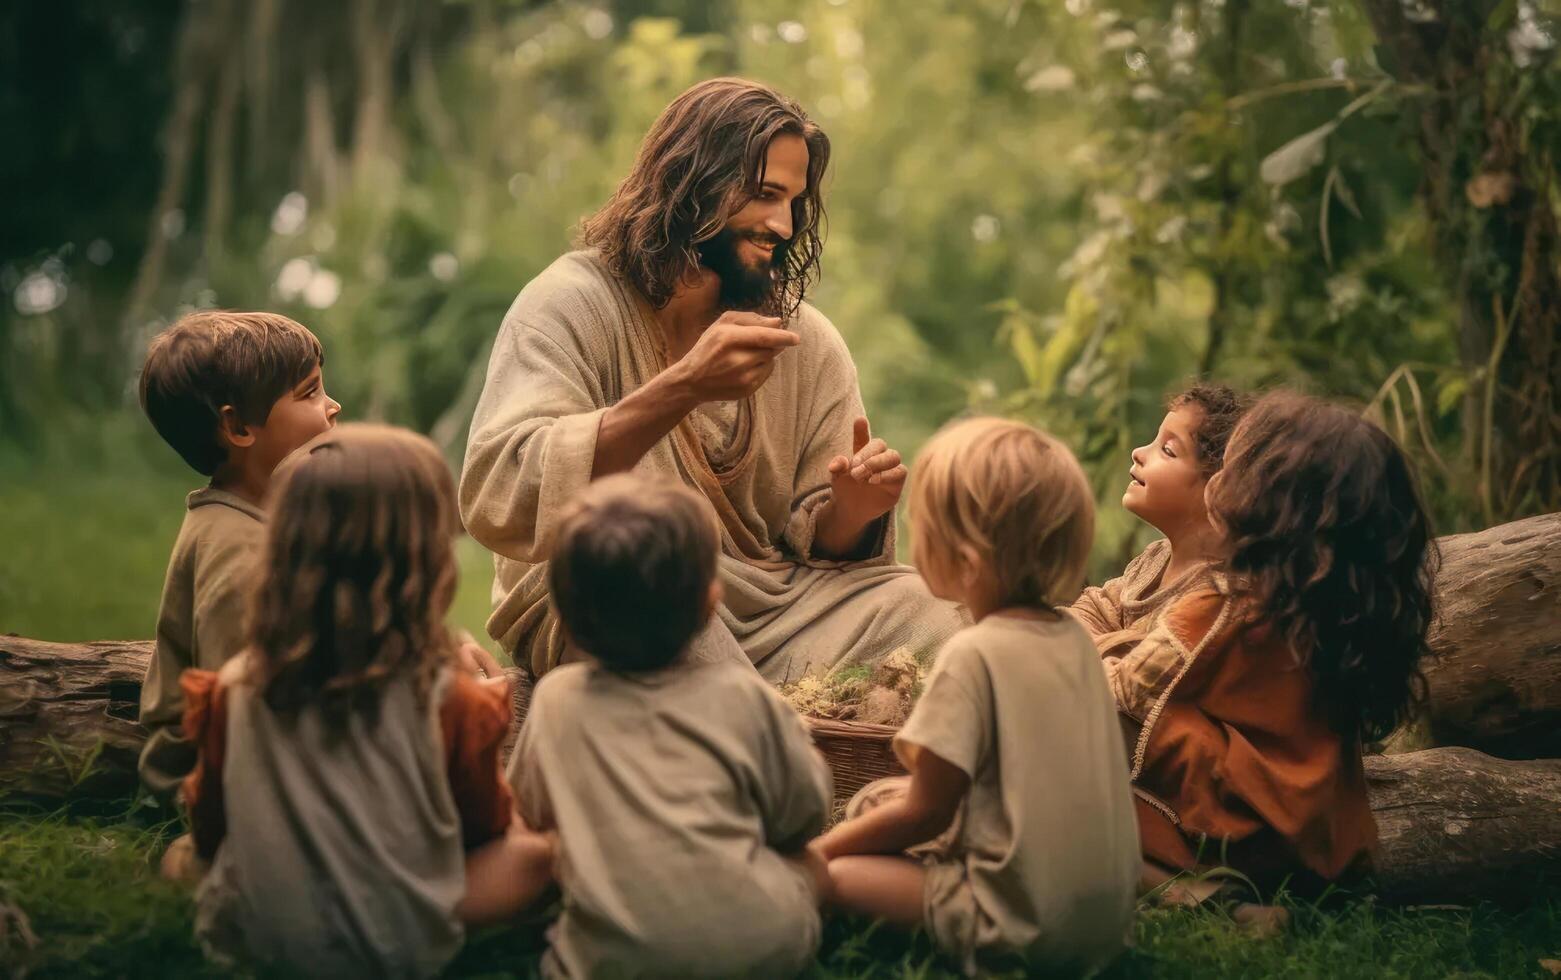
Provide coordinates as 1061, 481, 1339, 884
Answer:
1208, 391, 1439, 743
576, 77, 829, 317
1168, 381, 1249, 477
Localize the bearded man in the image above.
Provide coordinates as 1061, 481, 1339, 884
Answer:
460, 77, 964, 680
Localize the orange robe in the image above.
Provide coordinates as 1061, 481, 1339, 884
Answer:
1104, 589, 1376, 892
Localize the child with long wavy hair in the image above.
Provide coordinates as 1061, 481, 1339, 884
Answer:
179, 424, 553, 977
1110, 391, 1437, 898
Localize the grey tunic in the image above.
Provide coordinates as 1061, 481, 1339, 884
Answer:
195, 660, 468, 978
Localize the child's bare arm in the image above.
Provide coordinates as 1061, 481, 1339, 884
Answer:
815, 748, 969, 859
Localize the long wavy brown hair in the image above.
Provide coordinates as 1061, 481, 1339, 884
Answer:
249, 423, 460, 733
577, 77, 830, 316
1208, 391, 1439, 743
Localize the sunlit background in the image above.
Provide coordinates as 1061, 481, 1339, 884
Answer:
3, 0, 1558, 648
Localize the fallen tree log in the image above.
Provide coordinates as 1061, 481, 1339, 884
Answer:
2, 640, 1559, 902
1421, 512, 1561, 758
3, 515, 1555, 793
1366, 747, 1561, 904
0, 636, 151, 802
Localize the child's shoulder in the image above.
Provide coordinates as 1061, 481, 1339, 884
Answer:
960, 611, 1091, 651
530, 661, 592, 704
1162, 588, 1235, 651
182, 488, 265, 540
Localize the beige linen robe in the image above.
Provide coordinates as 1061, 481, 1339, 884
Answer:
509, 657, 833, 979
892, 615, 1140, 977
138, 487, 264, 798
1069, 539, 1215, 661
461, 251, 964, 680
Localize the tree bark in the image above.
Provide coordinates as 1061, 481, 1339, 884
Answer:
1366, 747, 1561, 904
1357, 0, 1561, 517
0, 636, 150, 802
1422, 511, 1561, 758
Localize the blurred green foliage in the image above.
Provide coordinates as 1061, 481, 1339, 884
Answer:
2, 0, 1558, 585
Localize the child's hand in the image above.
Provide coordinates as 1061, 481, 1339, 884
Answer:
800, 840, 834, 903
456, 638, 504, 678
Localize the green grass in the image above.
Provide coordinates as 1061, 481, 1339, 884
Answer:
3, 422, 1560, 977
0, 416, 504, 659
1, 812, 1557, 978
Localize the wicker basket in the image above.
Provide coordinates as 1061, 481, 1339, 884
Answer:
506, 668, 906, 811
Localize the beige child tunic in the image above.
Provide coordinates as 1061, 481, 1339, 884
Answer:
509, 657, 833, 979
895, 615, 1140, 976
460, 250, 964, 681
138, 487, 264, 798
1069, 539, 1215, 660
191, 658, 476, 978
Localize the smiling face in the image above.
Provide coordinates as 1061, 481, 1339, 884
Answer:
696, 133, 810, 311
1124, 405, 1212, 538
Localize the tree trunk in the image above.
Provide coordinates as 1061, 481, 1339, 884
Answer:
1366, 747, 1561, 904
1358, 0, 1561, 518
1422, 511, 1561, 758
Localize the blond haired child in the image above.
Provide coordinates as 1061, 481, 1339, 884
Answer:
179, 425, 553, 977
1071, 383, 1247, 659
137, 310, 341, 800
509, 475, 833, 979
816, 417, 1140, 977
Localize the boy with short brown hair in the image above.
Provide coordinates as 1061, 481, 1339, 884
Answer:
137, 310, 340, 799
509, 474, 833, 979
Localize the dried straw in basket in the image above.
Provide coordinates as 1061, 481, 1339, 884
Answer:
504, 668, 905, 810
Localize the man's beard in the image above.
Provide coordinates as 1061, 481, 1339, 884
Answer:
697, 226, 788, 313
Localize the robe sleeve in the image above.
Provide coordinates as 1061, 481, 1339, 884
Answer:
179, 669, 229, 861
439, 672, 515, 849
894, 634, 993, 780
779, 311, 893, 566
1102, 620, 1194, 723
460, 307, 611, 565
1070, 540, 1167, 639
506, 695, 555, 833
752, 681, 833, 853
139, 516, 262, 800
1069, 574, 1128, 638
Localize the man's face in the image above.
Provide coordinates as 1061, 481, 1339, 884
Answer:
698, 133, 810, 311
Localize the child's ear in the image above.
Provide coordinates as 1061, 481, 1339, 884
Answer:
216, 405, 257, 449
956, 544, 983, 590
705, 579, 725, 620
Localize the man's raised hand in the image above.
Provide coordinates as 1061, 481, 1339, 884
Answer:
671, 311, 800, 404
826, 416, 906, 528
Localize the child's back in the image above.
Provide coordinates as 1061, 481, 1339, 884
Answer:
191, 658, 504, 977
512, 475, 833, 978
140, 488, 264, 796
180, 424, 549, 977
903, 613, 1139, 974
821, 417, 1138, 976
515, 653, 830, 978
